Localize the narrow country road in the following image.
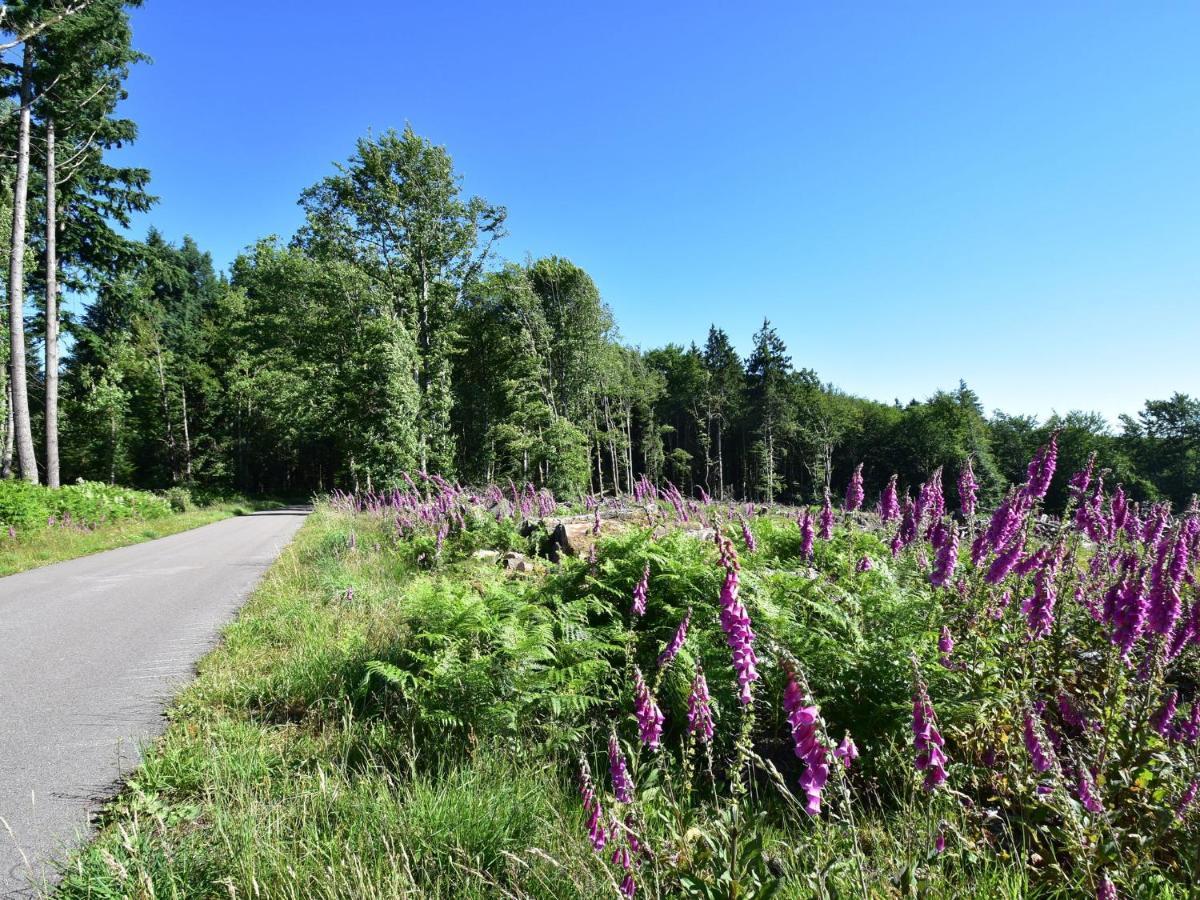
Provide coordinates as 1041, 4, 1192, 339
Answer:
0, 508, 308, 897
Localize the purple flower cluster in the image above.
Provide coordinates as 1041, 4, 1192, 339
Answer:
845, 462, 865, 513
783, 667, 831, 815
579, 758, 608, 851
819, 492, 834, 540
879, 474, 901, 523
958, 458, 978, 519
687, 665, 714, 743
632, 667, 664, 749
798, 510, 815, 560
717, 539, 759, 705
1021, 434, 1058, 501
609, 735, 635, 804
631, 563, 649, 617
1023, 711, 1055, 774
912, 675, 948, 790
657, 607, 692, 669
740, 517, 757, 553
930, 521, 959, 588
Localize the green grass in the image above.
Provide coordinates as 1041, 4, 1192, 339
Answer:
0, 504, 249, 577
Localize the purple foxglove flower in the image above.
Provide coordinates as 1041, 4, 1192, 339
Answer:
912, 683, 949, 791
579, 759, 608, 851
657, 607, 692, 669
934, 827, 946, 854
717, 540, 758, 705
1111, 485, 1128, 531
608, 735, 635, 804
1097, 875, 1117, 900
593, 506, 601, 536
740, 517, 757, 553
633, 667, 664, 749
1177, 779, 1198, 821
1022, 559, 1059, 640
1176, 700, 1200, 745
978, 491, 1031, 562
819, 492, 834, 540
895, 496, 918, 553
930, 522, 959, 588
1151, 690, 1178, 739
1023, 712, 1055, 774
687, 665, 714, 743
631, 563, 649, 617
856, 555, 873, 572
915, 468, 944, 530
783, 668, 831, 815
834, 733, 859, 769
1021, 434, 1058, 501
938, 626, 954, 666
1076, 768, 1103, 814
986, 534, 1025, 584
1068, 452, 1096, 504
845, 462, 865, 513
879, 474, 900, 523
958, 458, 978, 519
799, 510, 815, 560
620, 873, 636, 897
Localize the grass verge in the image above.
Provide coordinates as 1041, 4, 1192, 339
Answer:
0, 504, 247, 577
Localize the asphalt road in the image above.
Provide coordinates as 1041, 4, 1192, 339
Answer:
0, 508, 308, 897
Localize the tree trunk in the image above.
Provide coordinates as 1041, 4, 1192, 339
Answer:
44, 118, 60, 488
153, 338, 179, 482
2, 377, 13, 479
7, 44, 38, 484
180, 383, 193, 480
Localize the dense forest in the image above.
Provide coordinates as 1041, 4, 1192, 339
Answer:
3, 2, 1197, 511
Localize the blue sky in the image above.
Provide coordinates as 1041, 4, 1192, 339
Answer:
113, 1, 1200, 423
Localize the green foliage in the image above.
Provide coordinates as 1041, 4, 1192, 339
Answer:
0, 478, 170, 530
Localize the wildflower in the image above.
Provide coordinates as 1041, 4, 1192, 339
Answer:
986, 534, 1025, 584
1068, 452, 1096, 505
1023, 712, 1054, 774
1175, 701, 1199, 745
657, 607, 692, 669
593, 506, 601, 536
1022, 561, 1059, 640
798, 510, 815, 560
1109, 574, 1147, 660
938, 626, 954, 666
1177, 779, 1198, 821
783, 667, 831, 815
1097, 875, 1117, 900
856, 555, 873, 572
608, 735, 635, 804
915, 468, 944, 530
934, 826, 946, 854
633, 667, 665, 749
740, 516, 757, 553
1111, 485, 1128, 532
1021, 434, 1058, 502
879, 474, 900, 523
958, 458, 978, 519
717, 540, 759, 705
1076, 768, 1103, 814
819, 491, 834, 540
687, 665, 714, 743
1150, 691, 1178, 739
930, 521, 959, 588
579, 759, 608, 851
912, 673, 948, 790
895, 496, 918, 554
631, 563, 650, 617
845, 462, 865, 513
834, 733, 859, 769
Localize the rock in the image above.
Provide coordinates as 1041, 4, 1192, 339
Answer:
501, 552, 531, 572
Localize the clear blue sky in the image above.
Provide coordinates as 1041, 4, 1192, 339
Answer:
112, 1, 1200, 424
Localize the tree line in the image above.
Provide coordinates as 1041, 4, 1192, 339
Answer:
3, 3, 1197, 511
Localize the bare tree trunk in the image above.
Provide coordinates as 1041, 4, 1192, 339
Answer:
153, 339, 179, 482
45, 118, 60, 488
180, 383, 192, 480
2, 378, 13, 479
7, 45, 38, 483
